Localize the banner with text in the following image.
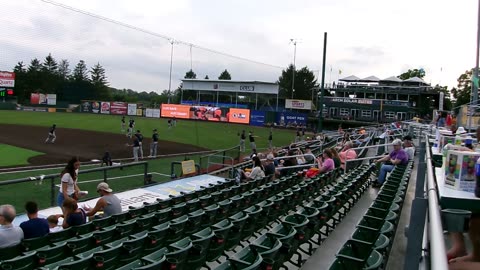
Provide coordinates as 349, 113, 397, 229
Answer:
250, 110, 266, 126
276, 112, 307, 125
285, 99, 312, 110
110, 102, 127, 115
100, 102, 110, 114
0, 71, 15, 87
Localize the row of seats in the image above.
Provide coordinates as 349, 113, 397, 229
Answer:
0, 168, 320, 270
330, 161, 413, 270
212, 164, 377, 270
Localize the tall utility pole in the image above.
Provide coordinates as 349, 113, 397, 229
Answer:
318, 32, 327, 132
167, 39, 175, 104
469, 0, 480, 130
290, 39, 298, 99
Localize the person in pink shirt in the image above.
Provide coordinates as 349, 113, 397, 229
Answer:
317, 148, 335, 173
339, 141, 358, 171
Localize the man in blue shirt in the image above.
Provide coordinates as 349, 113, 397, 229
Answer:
20, 201, 49, 239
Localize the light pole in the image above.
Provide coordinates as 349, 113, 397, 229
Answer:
167, 39, 175, 104
468, 0, 480, 130
290, 39, 298, 99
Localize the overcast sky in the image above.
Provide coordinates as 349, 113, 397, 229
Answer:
0, 0, 478, 92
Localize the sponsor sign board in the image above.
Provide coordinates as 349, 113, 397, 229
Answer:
285, 99, 312, 110
128, 104, 137, 116
0, 71, 15, 87
100, 102, 110, 114
110, 102, 127, 115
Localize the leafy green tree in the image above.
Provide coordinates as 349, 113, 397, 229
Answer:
218, 69, 231, 80
398, 68, 426, 80
72, 60, 89, 82
42, 53, 58, 74
13, 62, 28, 103
452, 69, 473, 107
278, 64, 317, 100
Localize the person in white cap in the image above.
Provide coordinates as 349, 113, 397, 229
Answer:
373, 138, 409, 187
84, 182, 122, 218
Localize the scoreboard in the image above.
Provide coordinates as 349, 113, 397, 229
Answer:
0, 88, 14, 97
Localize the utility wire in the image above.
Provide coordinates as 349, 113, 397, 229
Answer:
40, 0, 285, 70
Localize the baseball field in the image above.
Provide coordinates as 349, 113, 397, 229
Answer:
0, 110, 297, 210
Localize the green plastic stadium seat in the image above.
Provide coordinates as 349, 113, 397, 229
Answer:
92, 216, 113, 230
127, 206, 144, 219
186, 198, 201, 213
171, 202, 187, 219
188, 228, 215, 269
154, 207, 172, 224
134, 213, 156, 233
202, 204, 219, 228
110, 212, 128, 224
142, 222, 170, 254
22, 235, 49, 251
92, 225, 116, 246
0, 243, 24, 261
282, 214, 310, 243
46, 256, 93, 270
250, 234, 282, 263
156, 198, 173, 209
116, 258, 166, 270
116, 219, 137, 239
242, 205, 263, 239
48, 227, 73, 244
64, 234, 96, 255
84, 245, 122, 270
229, 246, 263, 270
70, 222, 95, 237
185, 209, 205, 235
267, 224, 298, 264
35, 242, 70, 267
0, 251, 37, 270
142, 201, 160, 214
226, 211, 249, 250
167, 215, 188, 244
207, 219, 233, 262
336, 239, 373, 265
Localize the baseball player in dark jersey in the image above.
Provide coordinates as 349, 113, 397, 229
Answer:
268, 129, 273, 149
45, 124, 56, 144
239, 130, 246, 152
149, 129, 159, 158
121, 116, 126, 133
127, 119, 134, 138
249, 131, 258, 151
135, 130, 144, 159
127, 136, 140, 162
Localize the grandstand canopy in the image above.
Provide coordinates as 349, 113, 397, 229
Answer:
339, 75, 361, 82
181, 79, 279, 94
403, 76, 429, 85
381, 76, 403, 83
358, 75, 380, 82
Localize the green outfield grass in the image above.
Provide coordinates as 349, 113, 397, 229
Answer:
0, 111, 297, 150
0, 144, 44, 166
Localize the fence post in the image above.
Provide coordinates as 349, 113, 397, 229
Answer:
103, 169, 108, 183
144, 162, 148, 182
222, 150, 226, 169
50, 177, 55, 207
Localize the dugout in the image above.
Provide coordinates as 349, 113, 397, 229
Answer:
181, 79, 279, 111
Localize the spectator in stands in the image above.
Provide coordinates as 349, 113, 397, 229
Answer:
339, 141, 358, 171
61, 197, 86, 229
0, 204, 23, 248
20, 201, 49, 239
58, 157, 81, 215
264, 154, 276, 178
47, 215, 62, 233
373, 139, 409, 187
239, 156, 265, 181
403, 135, 415, 160
330, 148, 342, 169
436, 111, 447, 127
84, 182, 122, 218
316, 148, 335, 173
279, 150, 298, 177
296, 149, 306, 165
304, 147, 315, 164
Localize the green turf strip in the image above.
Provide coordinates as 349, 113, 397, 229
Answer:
0, 144, 44, 167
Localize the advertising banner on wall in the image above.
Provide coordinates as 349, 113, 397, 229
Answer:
0, 71, 15, 87
100, 102, 110, 114
276, 112, 307, 126
229, 108, 250, 124
110, 102, 127, 115
161, 104, 191, 119
285, 99, 312, 110
145, 108, 160, 118
30, 93, 57, 105
127, 104, 137, 116
250, 110, 266, 126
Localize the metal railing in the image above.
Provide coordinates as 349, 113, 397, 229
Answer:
0, 161, 149, 207
424, 134, 448, 270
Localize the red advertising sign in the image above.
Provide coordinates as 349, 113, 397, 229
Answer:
30, 93, 40, 105
110, 102, 127, 115
0, 71, 15, 87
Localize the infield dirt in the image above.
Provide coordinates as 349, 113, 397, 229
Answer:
0, 124, 208, 165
